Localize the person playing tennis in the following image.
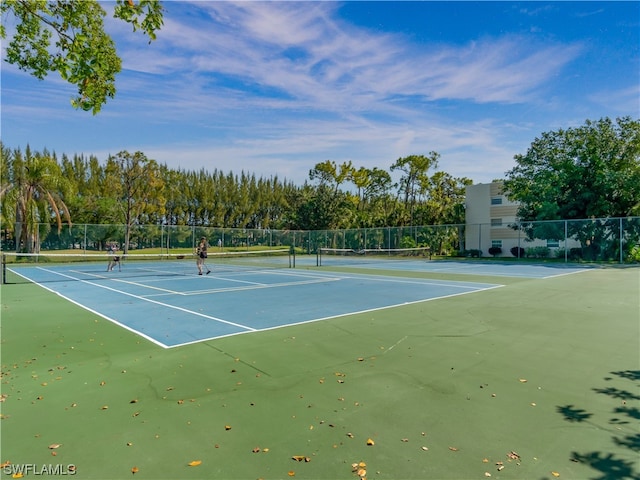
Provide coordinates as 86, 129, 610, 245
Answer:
196, 237, 211, 275
107, 243, 120, 272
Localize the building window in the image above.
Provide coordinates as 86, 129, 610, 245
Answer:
547, 239, 560, 248
491, 218, 502, 227
491, 197, 503, 205
491, 240, 503, 248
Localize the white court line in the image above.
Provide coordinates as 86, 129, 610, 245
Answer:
298, 269, 499, 289
31, 267, 257, 334
168, 283, 505, 349
540, 268, 594, 280
14, 265, 505, 350
147, 276, 342, 297
69, 269, 186, 295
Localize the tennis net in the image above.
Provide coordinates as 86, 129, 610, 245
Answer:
2, 249, 293, 284
317, 246, 431, 267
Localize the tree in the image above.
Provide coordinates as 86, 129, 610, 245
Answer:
504, 117, 640, 260
0, 146, 72, 252
106, 151, 165, 253
390, 153, 440, 225
504, 117, 640, 221
1, 0, 164, 114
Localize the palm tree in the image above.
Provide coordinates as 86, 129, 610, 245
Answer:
1, 147, 72, 253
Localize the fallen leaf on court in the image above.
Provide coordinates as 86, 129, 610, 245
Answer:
99, 381, 106, 386
346, 432, 354, 438
482, 458, 489, 463
0, 462, 10, 468
252, 447, 261, 453
519, 379, 527, 383
357, 468, 367, 477
366, 438, 375, 446
291, 455, 310, 462
131, 466, 139, 474
288, 471, 295, 476
401, 438, 409, 442
507, 451, 520, 460
421, 446, 429, 451
11, 473, 23, 478
101, 405, 108, 410
551, 472, 560, 477
449, 446, 458, 451
225, 425, 232, 430
130, 399, 138, 404
485, 473, 492, 477
187, 460, 202, 467
177, 400, 184, 404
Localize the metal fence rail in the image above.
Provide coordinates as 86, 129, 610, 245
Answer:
2, 217, 639, 264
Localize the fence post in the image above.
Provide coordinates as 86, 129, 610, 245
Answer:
564, 220, 568, 263
619, 217, 623, 264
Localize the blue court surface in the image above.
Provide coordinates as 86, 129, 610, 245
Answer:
7, 260, 505, 348
309, 256, 594, 278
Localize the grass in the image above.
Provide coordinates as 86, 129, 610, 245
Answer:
1, 263, 638, 480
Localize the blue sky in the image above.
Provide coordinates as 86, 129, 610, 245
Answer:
2, 1, 638, 185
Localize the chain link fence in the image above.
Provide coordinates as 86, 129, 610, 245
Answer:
2, 217, 639, 263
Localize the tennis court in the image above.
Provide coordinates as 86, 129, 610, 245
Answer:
4, 255, 502, 348
1, 253, 637, 480
310, 252, 593, 278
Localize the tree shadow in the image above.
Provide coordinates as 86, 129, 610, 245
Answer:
609, 370, 640, 382
613, 433, 640, 453
613, 406, 640, 421
554, 369, 640, 480
592, 386, 640, 401
569, 451, 640, 480
557, 404, 593, 422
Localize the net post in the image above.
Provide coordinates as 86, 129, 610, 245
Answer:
289, 245, 296, 268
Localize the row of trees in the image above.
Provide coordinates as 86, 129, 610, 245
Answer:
2, 116, 638, 254
0, 143, 471, 252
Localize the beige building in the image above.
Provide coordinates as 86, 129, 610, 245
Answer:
464, 181, 522, 257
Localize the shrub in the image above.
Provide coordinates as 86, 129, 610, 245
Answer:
510, 246, 525, 258
488, 246, 502, 257
626, 244, 640, 263
399, 236, 417, 249
526, 246, 550, 258
534, 246, 550, 258
569, 247, 583, 261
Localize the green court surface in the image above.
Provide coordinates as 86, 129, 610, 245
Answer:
1, 263, 638, 480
